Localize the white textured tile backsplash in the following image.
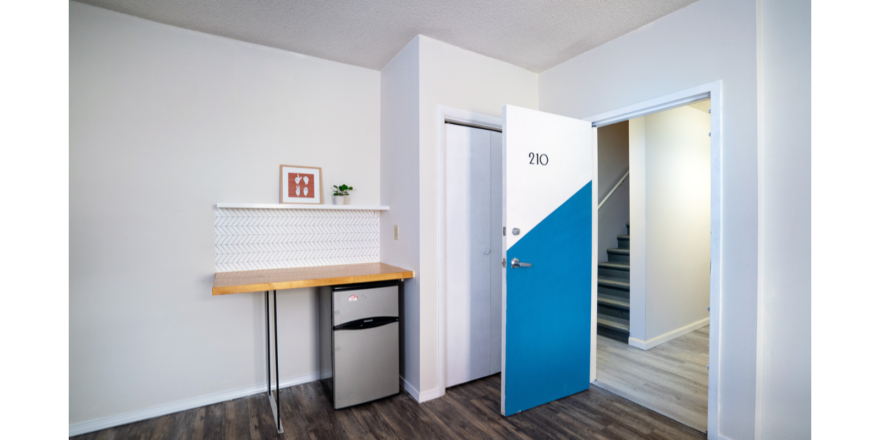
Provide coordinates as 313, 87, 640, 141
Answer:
214, 207, 380, 272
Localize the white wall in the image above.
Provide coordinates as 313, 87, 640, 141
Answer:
755, 0, 811, 438
538, 0, 759, 437
628, 117, 648, 341
379, 37, 421, 391
632, 106, 710, 343
416, 35, 538, 396
70, 1, 380, 429
597, 121, 630, 263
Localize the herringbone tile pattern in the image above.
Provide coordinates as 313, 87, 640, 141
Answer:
214, 208, 380, 272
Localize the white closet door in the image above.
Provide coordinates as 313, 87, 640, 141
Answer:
446, 123, 495, 387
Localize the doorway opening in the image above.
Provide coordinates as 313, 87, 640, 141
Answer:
588, 85, 720, 435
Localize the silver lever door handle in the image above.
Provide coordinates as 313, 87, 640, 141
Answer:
511, 258, 532, 268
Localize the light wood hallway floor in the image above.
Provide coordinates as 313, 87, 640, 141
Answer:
73, 373, 705, 439
595, 325, 710, 432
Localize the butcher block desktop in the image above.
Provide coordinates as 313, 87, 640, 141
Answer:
212, 262, 415, 295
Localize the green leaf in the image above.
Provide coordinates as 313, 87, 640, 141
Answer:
331, 183, 354, 195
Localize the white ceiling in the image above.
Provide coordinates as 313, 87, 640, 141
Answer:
76, 0, 700, 72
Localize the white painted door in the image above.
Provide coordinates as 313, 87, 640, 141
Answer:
446, 123, 502, 387
501, 105, 594, 415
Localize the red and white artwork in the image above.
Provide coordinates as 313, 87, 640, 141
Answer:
280, 165, 323, 204
288, 173, 315, 198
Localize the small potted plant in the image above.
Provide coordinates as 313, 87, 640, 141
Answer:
332, 184, 354, 205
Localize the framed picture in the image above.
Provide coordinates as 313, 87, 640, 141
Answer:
280, 165, 323, 204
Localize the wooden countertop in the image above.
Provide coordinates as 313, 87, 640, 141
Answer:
212, 262, 415, 295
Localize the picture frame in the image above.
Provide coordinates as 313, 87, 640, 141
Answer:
280, 165, 323, 204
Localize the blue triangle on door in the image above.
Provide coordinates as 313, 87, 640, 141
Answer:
504, 181, 592, 416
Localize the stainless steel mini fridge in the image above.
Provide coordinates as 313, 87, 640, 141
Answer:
320, 280, 401, 409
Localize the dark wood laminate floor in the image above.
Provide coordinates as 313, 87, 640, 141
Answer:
72, 374, 705, 439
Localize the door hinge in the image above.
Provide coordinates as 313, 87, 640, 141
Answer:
502, 226, 506, 236
502, 257, 506, 267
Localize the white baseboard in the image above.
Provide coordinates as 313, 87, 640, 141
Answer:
418, 387, 443, 402
69, 372, 320, 437
400, 376, 419, 401
399, 376, 443, 403
629, 317, 709, 350
628, 338, 648, 349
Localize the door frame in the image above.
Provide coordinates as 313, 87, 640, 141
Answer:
584, 80, 723, 438
436, 105, 503, 398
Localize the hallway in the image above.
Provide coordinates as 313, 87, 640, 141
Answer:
595, 326, 710, 432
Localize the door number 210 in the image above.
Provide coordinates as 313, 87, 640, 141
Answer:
529, 153, 549, 166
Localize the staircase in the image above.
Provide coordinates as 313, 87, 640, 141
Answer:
597, 223, 630, 343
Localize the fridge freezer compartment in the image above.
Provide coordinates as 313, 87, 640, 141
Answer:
332, 322, 399, 409
332, 284, 398, 326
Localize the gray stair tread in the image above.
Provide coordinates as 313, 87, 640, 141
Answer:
598, 294, 630, 309
598, 315, 630, 331
607, 248, 630, 255
617, 235, 630, 240
598, 277, 630, 289
598, 261, 630, 270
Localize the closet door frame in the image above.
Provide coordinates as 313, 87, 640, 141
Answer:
444, 122, 492, 388
436, 106, 503, 399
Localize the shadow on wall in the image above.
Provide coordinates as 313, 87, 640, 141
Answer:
598, 121, 630, 263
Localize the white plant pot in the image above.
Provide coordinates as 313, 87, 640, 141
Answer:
332, 196, 344, 205
344, 195, 350, 205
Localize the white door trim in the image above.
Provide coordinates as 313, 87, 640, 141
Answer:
583, 80, 723, 440
436, 105, 502, 399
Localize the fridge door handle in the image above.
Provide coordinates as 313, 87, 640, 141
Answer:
333, 316, 399, 331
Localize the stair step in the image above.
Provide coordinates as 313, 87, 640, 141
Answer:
598, 261, 630, 280
598, 294, 630, 310
607, 247, 630, 264
598, 277, 630, 290
617, 235, 630, 241
598, 261, 630, 271
598, 315, 629, 332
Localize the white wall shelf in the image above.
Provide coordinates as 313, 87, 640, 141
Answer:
216, 203, 389, 211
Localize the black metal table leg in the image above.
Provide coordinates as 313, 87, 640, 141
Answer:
274, 290, 280, 430
266, 291, 270, 397
266, 290, 283, 433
